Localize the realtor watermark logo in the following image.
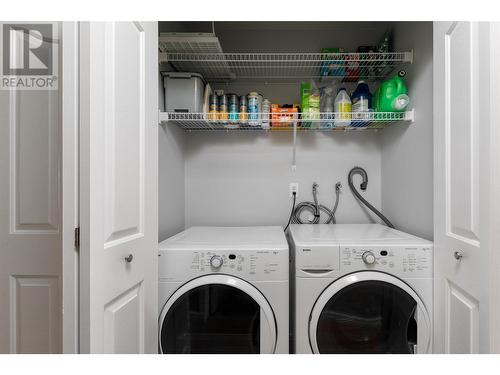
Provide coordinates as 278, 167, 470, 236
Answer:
0, 22, 58, 90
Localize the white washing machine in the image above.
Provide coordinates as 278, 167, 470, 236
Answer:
158, 226, 289, 354
288, 224, 432, 354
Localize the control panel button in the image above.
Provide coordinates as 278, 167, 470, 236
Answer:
362, 251, 376, 265
210, 255, 223, 269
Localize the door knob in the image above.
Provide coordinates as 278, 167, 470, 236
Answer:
125, 254, 133, 263
453, 251, 464, 260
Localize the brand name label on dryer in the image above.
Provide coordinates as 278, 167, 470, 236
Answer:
296, 245, 340, 272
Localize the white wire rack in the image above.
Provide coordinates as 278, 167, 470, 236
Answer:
159, 33, 226, 54
159, 110, 415, 132
158, 51, 413, 82
158, 33, 235, 79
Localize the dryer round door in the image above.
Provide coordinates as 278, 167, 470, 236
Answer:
159, 274, 277, 354
309, 271, 431, 354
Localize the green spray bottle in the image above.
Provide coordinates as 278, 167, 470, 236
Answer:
373, 70, 410, 112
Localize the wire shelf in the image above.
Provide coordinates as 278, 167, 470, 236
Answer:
159, 110, 414, 132
158, 51, 413, 82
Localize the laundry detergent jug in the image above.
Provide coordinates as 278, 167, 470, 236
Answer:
374, 70, 410, 112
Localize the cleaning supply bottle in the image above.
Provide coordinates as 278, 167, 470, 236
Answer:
351, 81, 372, 127
300, 82, 311, 128
374, 70, 410, 112
352, 81, 372, 112
308, 80, 321, 129
334, 88, 352, 127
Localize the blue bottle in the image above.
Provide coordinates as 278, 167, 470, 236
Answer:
351, 81, 372, 111
351, 81, 372, 127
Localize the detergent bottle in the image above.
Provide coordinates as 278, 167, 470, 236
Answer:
351, 81, 372, 127
334, 88, 352, 127
374, 70, 410, 112
351, 81, 372, 112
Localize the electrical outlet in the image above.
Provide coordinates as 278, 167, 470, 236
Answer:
289, 183, 299, 197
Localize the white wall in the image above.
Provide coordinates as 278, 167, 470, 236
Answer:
380, 22, 434, 240
185, 131, 382, 227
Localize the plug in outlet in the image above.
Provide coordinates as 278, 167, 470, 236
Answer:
289, 183, 299, 198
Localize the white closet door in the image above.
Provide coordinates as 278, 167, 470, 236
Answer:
79, 22, 158, 353
433, 22, 499, 354
0, 25, 61, 353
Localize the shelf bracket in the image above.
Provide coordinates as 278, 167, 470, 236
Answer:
158, 52, 168, 65
408, 108, 415, 123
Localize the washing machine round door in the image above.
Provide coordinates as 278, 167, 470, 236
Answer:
159, 274, 277, 354
309, 271, 430, 354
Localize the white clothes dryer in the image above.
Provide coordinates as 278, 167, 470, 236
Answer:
158, 226, 289, 354
288, 224, 433, 354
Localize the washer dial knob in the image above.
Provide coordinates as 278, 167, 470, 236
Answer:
362, 251, 376, 265
210, 255, 223, 268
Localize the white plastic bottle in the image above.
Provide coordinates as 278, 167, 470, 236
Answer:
334, 88, 352, 127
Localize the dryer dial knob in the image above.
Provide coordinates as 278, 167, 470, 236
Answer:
210, 255, 223, 269
362, 251, 376, 265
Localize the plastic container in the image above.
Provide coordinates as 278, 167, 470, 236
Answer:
351, 81, 372, 127
309, 84, 320, 113
239, 95, 248, 124
248, 92, 260, 126
163, 72, 205, 113
351, 81, 372, 112
202, 83, 212, 114
258, 93, 264, 124
218, 94, 228, 123
320, 86, 335, 129
228, 94, 239, 122
302, 81, 320, 128
345, 53, 361, 82
261, 99, 271, 129
271, 105, 298, 128
373, 70, 410, 113
208, 94, 218, 121
300, 82, 310, 111
320, 47, 346, 77
334, 88, 352, 127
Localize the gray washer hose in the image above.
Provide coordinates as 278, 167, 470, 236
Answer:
292, 182, 341, 224
348, 166, 395, 228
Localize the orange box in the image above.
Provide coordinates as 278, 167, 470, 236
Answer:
271, 106, 298, 127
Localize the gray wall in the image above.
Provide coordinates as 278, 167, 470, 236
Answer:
160, 22, 393, 53
184, 131, 382, 227
380, 22, 434, 240
158, 124, 186, 241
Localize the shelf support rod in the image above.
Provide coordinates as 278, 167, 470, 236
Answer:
291, 117, 297, 172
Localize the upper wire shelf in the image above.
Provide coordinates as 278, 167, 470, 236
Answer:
159, 110, 415, 132
158, 51, 413, 82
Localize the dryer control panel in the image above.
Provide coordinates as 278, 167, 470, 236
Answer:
159, 249, 288, 282
340, 245, 433, 277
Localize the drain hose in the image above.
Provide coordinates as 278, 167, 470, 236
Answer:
348, 166, 395, 228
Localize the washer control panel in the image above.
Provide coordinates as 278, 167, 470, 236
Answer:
159, 249, 288, 281
340, 245, 432, 277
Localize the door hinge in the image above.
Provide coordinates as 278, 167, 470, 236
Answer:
74, 227, 80, 250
